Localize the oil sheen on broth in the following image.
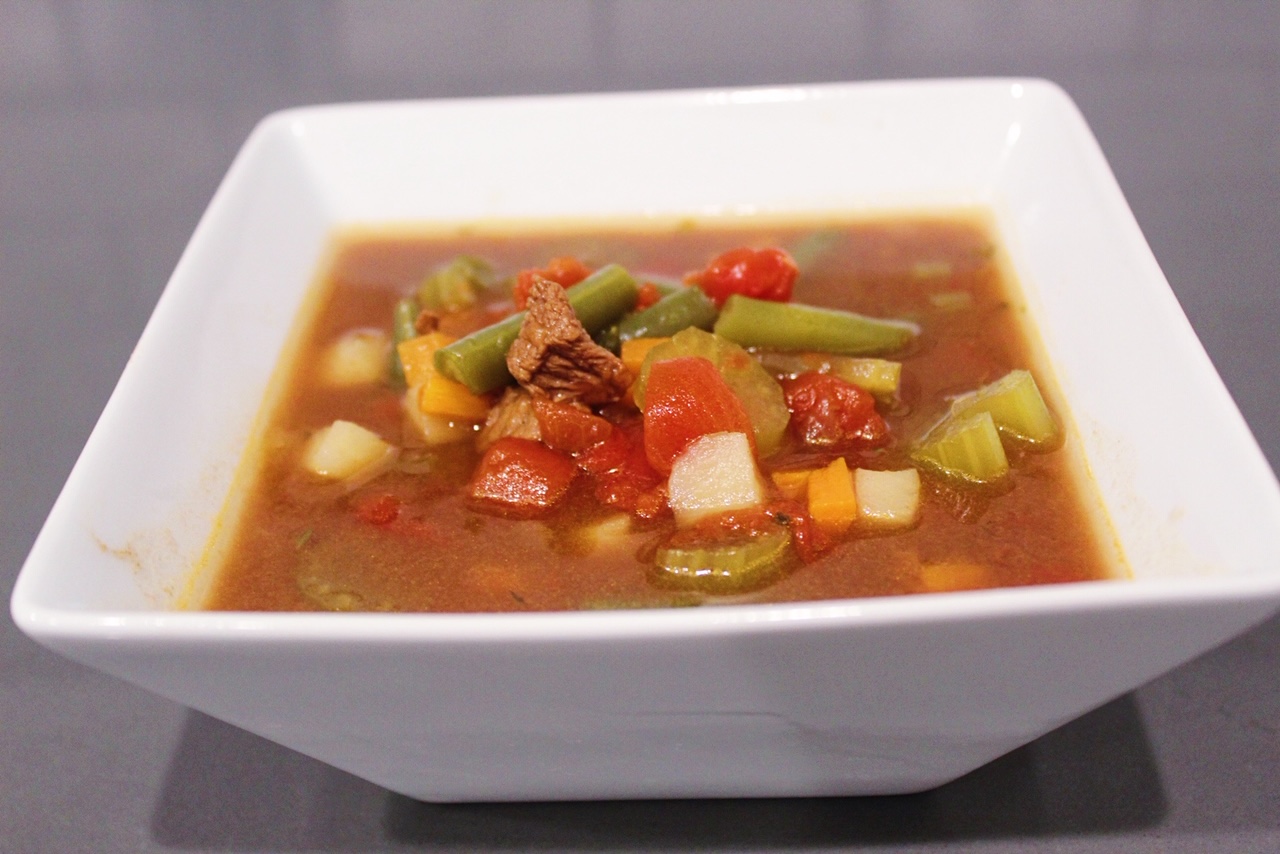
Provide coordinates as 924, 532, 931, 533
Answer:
202, 213, 1120, 612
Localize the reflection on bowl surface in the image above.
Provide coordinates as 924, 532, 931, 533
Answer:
11, 79, 1280, 801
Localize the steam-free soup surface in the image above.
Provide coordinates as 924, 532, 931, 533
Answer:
204, 215, 1117, 612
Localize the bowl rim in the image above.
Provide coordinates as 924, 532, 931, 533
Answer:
15, 573, 1280, 644
12, 77, 1280, 645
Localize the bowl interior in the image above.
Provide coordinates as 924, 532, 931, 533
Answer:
14, 79, 1280, 620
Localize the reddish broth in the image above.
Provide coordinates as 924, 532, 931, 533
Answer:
203, 214, 1119, 612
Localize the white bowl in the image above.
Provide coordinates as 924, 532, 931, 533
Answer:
11, 79, 1280, 801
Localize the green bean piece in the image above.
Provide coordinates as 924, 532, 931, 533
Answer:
434, 264, 639, 394
592, 275, 687, 351
714, 295, 919, 356
641, 274, 684, 297
389, 295, 421, 385
617, 285, 718, 343
594, 324, 622, 354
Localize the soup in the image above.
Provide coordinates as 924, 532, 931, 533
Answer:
203, 213, 1120, 612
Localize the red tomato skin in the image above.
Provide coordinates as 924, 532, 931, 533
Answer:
576, 421, 668, 519
532, 398, 614, 454
634, 281, 663, 310
469, 437, 577, 516
513, 256, 593, 309
685, 247, 798, 307
781, 372, 890, 449
353, 493, 401, 526
642, 356, 755, 473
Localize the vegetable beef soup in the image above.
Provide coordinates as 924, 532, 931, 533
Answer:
203, 213, 1120, 612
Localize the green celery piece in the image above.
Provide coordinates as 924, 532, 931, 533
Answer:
714, 295, 918, 356
652, 529, 791, 594
632, 327, 789, 458
947, 369, 1059, 447
757, 352, 901, 398
416, 255, 493, 312
912, 410, 1009, 484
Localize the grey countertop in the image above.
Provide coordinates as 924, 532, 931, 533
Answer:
3, 2, 1278, 852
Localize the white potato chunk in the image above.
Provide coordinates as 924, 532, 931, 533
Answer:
319, 328, 390, 386
574, 514, 635, 554
301, 420, 397, 482
401, 389, 477, 445
854, 468, 921, 528
667, 432, 765, 527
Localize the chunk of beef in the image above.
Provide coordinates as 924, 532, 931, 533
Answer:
476, 387, 541, 451
506, 276, 632, 406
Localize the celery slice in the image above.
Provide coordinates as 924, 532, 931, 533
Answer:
633, 327, 789, 457
757, 352, 901, 398
652, 529, 791, 594
417, 255, 493, 312
911, 410, 1009, 484
947, 369, 1059, 447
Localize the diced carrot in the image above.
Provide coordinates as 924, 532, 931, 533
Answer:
919, 562, 993, 593
807, 456, 858, 535
533, 398, 614, 453
771, 469, 815, 501
399, 332, 491, 419
619, 336, 670, 375
418, 372, 491, 420
397, 332, 455, 387
469, 437, 577, 516
642, 356, 755, 474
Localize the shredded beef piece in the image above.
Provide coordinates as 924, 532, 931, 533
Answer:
506, 276, 632, 406
414, 309, 441, 334
476, 387, 541, 451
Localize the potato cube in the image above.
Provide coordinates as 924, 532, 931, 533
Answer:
854, 468, 921, 528
301, 420, 396, 482
667, 432, 764, 526
320, 329, 390, 386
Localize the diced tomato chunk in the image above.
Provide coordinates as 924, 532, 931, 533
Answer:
766, 500, 834, 563
469, 437, 577, 516
684, 246, 798, 307
642, 356, 755, 474
353, 492, 401, 526
513, 256, 593, 310
634, 281, 663, 310
533, 397, 614, 453
781, 371, 889, 449
576, 421, 668, 519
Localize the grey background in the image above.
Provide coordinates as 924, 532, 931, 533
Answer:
2, 1, 1278, 852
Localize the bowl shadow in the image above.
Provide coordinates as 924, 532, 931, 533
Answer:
151, 693, 1165, 851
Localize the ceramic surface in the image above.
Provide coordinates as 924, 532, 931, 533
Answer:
11, 79, 1280, 801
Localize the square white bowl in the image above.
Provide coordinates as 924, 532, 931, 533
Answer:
12, 79, 1280, 801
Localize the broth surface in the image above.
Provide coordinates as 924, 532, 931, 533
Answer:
205, 214, 1118, 612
